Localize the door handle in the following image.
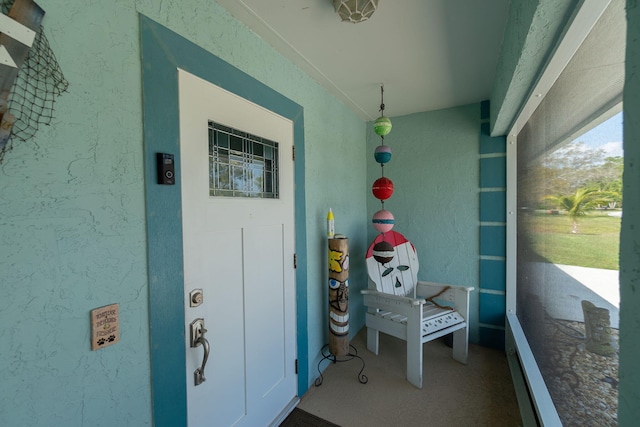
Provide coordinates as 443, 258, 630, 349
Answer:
190, 318, 210, 386
193, 335, 210, 386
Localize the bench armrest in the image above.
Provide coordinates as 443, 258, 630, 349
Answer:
416, 281, 474, 300
416, 281, 474, 322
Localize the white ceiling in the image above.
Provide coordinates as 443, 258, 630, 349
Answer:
216, 0, 510, 121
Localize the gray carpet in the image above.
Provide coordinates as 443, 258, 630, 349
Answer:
297, 328, 522, 427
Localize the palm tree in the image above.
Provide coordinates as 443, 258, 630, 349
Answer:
544, 187, 613, 233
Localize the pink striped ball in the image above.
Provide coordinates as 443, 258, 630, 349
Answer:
372, 209, 395, 233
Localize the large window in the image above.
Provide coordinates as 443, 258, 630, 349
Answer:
518, 113, 622, 426
514, 1, 625, 425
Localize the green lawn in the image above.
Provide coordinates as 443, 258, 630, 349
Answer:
521, 211, 621, 270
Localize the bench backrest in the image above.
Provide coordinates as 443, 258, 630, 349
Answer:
365, 230, 419, 298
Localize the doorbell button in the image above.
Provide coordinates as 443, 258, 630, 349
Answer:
157, 153, 175, 185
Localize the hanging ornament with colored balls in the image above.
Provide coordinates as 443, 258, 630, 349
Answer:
372, 176, 394, 201
374, 145, 392, 164
370, 85, 397, 235
372, 209, 395, 233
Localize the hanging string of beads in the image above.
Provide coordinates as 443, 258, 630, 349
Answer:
371, 85, 395, 236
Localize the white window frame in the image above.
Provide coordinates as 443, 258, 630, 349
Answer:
504, 1, 612, 425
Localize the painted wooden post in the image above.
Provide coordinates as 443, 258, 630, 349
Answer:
328, 236, 349, 356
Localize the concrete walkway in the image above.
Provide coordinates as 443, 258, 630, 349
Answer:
531, 262, 619, 328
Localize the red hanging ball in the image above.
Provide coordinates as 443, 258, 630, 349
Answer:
372, 177, 394, 201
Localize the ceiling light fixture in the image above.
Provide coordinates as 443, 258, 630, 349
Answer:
333, 0, 379, 23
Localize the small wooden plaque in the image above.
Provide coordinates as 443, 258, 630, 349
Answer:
91, 303, 119, 350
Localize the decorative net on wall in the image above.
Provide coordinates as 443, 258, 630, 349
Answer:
0, 0, 69, 163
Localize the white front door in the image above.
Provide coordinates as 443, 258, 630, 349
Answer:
178, 69, 297, 426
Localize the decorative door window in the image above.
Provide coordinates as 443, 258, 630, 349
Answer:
208, 121, 279, 198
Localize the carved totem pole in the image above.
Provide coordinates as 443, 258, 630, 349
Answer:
328, 236, 349, 356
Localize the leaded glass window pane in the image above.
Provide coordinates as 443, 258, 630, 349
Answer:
208, 121, 279, 198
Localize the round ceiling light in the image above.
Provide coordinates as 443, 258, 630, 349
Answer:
333, 0, 379, 24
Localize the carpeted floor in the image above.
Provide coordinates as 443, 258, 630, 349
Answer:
280, 408, 340, 427
295, 328, 522, 427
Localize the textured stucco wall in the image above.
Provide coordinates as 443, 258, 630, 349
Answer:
619, 1, 640, 424
1, 2, 150, 425
0, 1, 366, 425
366, 105, 481, 343
491, 0, 579, 135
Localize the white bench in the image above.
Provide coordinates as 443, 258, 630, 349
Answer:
362, 231, 474, 388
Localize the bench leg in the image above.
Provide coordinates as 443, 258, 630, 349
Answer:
406, 319, 423, 388
406, 340, 423, 388
452, 326, 469, 364
367, 327, 379, 355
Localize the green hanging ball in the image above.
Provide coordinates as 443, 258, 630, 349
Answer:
374, 116, 392, 136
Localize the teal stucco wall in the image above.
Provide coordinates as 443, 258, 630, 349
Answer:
619, 1, 640, 424
0, 1, 366, 425
366, 105, 481, 344
491, 0, 579, 135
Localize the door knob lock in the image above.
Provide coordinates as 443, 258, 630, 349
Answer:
190, 318, 206, 347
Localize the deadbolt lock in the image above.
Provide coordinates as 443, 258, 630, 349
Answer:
189, 289, 203, 307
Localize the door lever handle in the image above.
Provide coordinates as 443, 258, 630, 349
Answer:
193, 335, 210, 386
190, 318, 209, 386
